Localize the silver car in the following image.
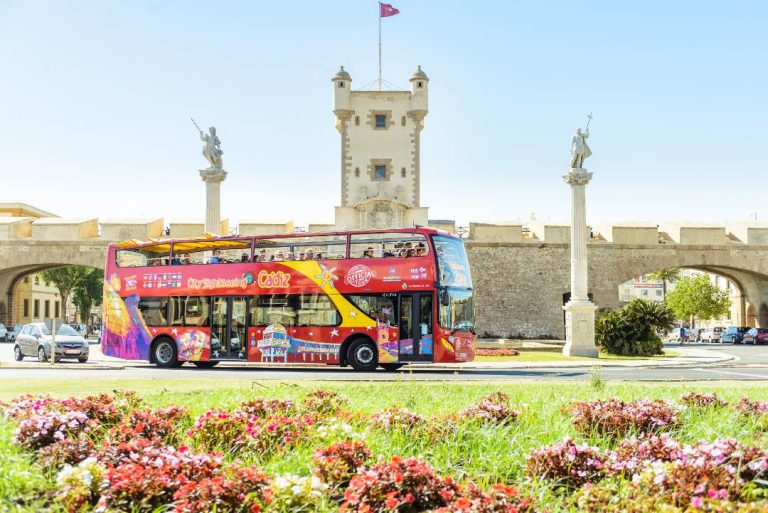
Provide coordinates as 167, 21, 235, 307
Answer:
13, 323, 89, 363
0, 323, 8, 342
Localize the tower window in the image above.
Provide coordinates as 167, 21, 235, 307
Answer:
355, 116, 360, 126
401, 167, 407, 177
417, 81, 423, 88
375, 165, 387, 180
375, 115, 386, 128
338, 81, 344, 88
354, 167, 360, 177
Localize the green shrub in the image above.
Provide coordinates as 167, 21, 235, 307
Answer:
596, 299, 673, 356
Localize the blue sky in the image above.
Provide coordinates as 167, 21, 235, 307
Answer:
0, 1, 766, 228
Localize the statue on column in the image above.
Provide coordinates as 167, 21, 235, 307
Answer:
569, 127, 591, 169
192, 119, 224, 170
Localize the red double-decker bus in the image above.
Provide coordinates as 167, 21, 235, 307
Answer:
102, 227, 475, 371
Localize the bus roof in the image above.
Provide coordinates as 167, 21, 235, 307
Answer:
112, 226, 456, 252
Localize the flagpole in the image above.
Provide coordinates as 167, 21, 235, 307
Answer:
378, 2, 382, 90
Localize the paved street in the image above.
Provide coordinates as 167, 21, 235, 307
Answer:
1, 341, 767, 382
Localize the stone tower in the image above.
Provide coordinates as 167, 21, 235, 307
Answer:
332, 66, 430, 229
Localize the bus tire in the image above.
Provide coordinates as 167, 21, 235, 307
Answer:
347, 337, 378, 372
380, 363, 404, 372
152, 337, 181, 368
192, 361, 219, 368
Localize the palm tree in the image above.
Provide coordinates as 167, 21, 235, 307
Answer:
647, 268, 682, 301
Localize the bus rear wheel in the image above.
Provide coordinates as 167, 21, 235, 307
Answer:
347, 338, 378, 372
153, 338, 181, 368
193, 361, 219, 368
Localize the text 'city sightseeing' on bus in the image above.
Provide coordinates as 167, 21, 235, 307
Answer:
102, 227, 475, 371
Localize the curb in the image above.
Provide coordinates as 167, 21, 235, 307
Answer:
0, 363, 124, 370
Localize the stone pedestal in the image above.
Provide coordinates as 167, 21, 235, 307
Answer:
199, 169, 227, 235
562, 168, 598, 358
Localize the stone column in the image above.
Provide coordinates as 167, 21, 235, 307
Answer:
562, 168, 598, 357
199, 169, 227, 234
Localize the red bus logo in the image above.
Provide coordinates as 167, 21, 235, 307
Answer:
345, 264, 374, 288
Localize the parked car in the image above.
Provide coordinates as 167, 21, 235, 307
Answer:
13, 323, 89, 363
742, 328, 768, 345
700, 327, 725, 343
720, 326, 750, 344
9, 324, 23, 342
69, 323, 88, 338
0, 323, 7, 342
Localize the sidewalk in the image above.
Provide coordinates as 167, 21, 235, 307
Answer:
0, 343, 735, 371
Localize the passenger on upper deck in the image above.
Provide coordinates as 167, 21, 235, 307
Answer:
181, 254, 192, 265
241, 253, 250, 263
209, 250, 222, 264
256, 249, 267, 262
362, 247, 374, 258
305, 248, 314, 260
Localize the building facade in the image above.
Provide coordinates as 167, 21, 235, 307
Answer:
332, 66, 430, 229
12, 273, 63, 325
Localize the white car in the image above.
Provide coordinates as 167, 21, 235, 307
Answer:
0, 323, 8, 342
700, 327, 724, 343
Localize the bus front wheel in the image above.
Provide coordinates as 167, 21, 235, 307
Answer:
347, 338, 378, 372
153, 338, 181, 368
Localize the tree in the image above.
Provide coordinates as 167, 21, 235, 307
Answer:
647, 268, 682, 300
40, 266, 89, 322
665, 274, 731, 328
71, 268, 103, 327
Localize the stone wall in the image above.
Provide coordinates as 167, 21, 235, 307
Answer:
467, 241, 768, 339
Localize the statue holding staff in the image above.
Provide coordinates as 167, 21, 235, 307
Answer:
569, 113, 592, 169
192, 118, 224, 170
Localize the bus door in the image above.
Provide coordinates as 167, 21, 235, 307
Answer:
397, 292, 434, 362
210, 297, 248, 359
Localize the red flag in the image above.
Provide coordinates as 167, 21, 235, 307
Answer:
380, 2, 399, 17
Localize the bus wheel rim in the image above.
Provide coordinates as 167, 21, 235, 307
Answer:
356, 346, 374, 364
156, 342, 173, 364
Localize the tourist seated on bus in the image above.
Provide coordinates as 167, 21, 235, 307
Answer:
298, 251, 306, 260
274, 251, 285, 261
256, 249, 267, 262
362, 247, 374, 258
171, 256, 181, 265
406, 249, 416, 257
315, 252, 323, 259
209, 250, 222, 264
416, 243, 427, 256
286, 252, 294, 261
305, 248, 314, 260
241, 253, 250, 263
181, 254, 192, 265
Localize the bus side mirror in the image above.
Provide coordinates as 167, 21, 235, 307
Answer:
440, 289, 450, 307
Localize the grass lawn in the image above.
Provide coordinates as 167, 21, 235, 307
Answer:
1, 379, 767, 512
476, 349, 682, 363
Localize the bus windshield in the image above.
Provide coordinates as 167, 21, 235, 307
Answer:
439, 288, 475, 332
432, 235, 472, 288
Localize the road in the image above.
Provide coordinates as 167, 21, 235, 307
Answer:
1, 341, 767, 382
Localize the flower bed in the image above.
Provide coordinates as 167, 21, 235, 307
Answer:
3, 389, 768, 512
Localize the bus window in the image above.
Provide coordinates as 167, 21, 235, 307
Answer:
350, 233, 428, 259
346, 294, 397, 324
117, 248, 171, 267
249, 295, 296, 326
166, 238, 252, 265
168, 296, 210, 326
138, 297, 168, 326
296, 294, 341, 326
